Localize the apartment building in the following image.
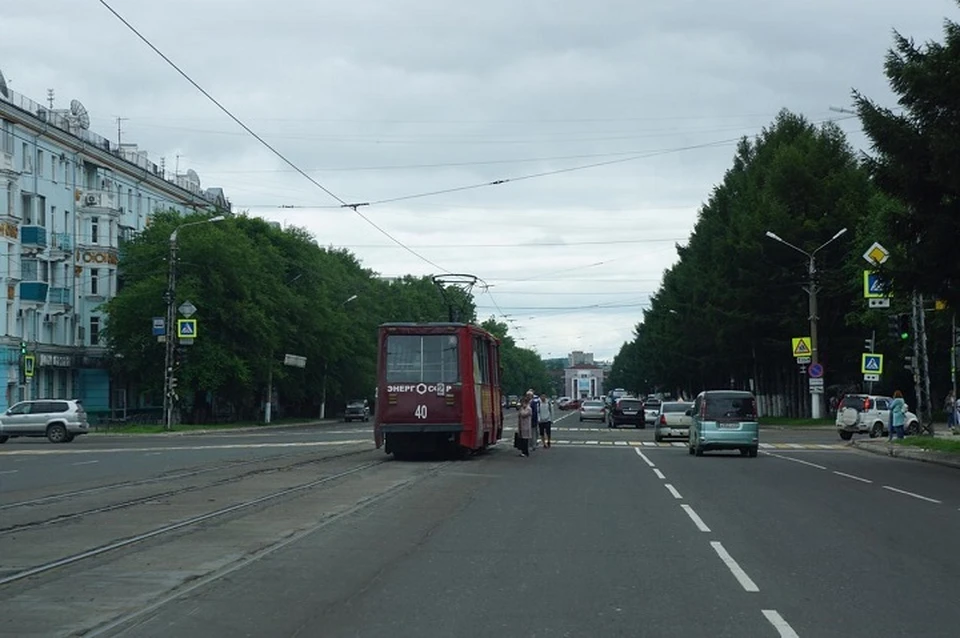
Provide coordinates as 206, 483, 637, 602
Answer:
0, 70, 229, 414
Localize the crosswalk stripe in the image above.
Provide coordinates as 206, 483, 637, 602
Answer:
541, 441, 848, 450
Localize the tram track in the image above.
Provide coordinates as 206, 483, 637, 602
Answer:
0, 447, 372, 536
0, 458, 390, 587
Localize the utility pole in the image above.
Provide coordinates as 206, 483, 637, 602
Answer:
918, 292, 933, 431
952, 313, 957, 400
865, 331, 876, 395
911, 292, 923, 423
162, 236, 178, 431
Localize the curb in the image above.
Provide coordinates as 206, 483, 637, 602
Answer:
89, 419, 345, 438
852, 439, 960, 469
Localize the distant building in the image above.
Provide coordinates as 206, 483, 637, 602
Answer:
568, 350, 594, 366
0, 73, 230, 414
563, 364, 605, 399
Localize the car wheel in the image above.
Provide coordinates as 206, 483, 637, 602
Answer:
47, 423, 68, 444
654, 433, 662, 443
839, 430, 853, 441
688, 443, 695, 455
839, 407, 860, 428
869, 422, 883, 438
0, 435, 8, 444
695, 445, 704, 457
748, 447, 758, 458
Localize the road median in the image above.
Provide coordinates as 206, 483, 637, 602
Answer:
852, 436, 960, 469
89, 418, 347, 437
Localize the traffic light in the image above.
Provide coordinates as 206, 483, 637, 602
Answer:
19, 341, 26, 356
904, 355, 915, 371
863, 337, 875, 352
887, 314, 900, 339
898, 313, 911, 341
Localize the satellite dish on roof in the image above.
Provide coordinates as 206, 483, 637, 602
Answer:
186, 169, 200, 187
69, 99, 90, 129
0, 69, 9, 99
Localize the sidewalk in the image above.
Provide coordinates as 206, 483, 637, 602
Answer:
852, 431, 960, 470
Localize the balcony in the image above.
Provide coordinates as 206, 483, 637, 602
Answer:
48, 287, 71, 305
20, 225, 47, 248
20, 282, 49, 303
50, 232, 73, 251
78, 189, 120, 212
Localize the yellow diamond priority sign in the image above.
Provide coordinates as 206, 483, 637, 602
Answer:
862, 241, 890, 267
791, 337, 812, 358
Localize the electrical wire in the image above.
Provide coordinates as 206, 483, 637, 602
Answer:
95, 0, 449, 273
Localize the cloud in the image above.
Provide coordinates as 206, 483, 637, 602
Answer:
3, 0, 951, 360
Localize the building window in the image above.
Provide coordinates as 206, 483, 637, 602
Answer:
37, 149, 43, 177
90, 316, 100, 345
21, 143, 30, 172
22, 259, 38, 281
91, 216, 99, 244
51, 155, 57, 183
91, 268, 99, 295
128, 188, 133, 212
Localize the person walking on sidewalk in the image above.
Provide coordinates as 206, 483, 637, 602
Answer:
538, 393, 554, 448
528, 390, 541, 451
889, 390, 907, 442
516, 395, 533, 457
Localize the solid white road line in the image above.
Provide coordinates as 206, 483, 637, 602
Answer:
680, 504, 711, 532
833, 470, 872, 484
634, 448, 655, 467
0, 469, 18, 475
653, 468, 666, 480
710, 541, 759, 592
665, 484, 682, 499
763, 452, 827, 470
72, 460, 100, 466
761, 609, 800, 637
882, 485, 942, 504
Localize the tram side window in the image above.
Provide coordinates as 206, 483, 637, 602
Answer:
473, 336, 490, 384
386, 335, 460, 383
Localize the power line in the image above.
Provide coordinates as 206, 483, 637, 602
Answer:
338, 237, 686, 248
96, 0, 447, 273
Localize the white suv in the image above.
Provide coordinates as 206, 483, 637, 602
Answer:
0, 399, 89, 443
835, 394, 918, 441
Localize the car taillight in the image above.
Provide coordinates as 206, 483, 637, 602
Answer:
864, 398, 871, 410
659, 414, 666, 425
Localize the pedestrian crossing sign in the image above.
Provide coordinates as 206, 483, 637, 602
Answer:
791, 337, 812, 358
177, 319, 198, 339
861, 353, 884, 375
863, 271, 891, 299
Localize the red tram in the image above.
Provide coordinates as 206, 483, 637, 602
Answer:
374, 322, 503, 458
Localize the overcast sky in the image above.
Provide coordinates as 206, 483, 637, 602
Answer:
3, 1, 952, 360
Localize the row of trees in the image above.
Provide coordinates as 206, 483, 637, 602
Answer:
106, 211, 547, 423
608, 9, 960, 416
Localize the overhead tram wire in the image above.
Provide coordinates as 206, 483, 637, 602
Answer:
96, 0, 448, 273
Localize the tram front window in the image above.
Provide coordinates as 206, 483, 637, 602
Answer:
386, 335, 459, 383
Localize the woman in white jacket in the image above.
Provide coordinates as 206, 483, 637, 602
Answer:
538, 394, 554, 448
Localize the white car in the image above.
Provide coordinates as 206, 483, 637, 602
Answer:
836, 394, 919, 440
654, 401, 694, 442
642, 399, 662, 426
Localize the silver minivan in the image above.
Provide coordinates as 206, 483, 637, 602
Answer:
0, 399, 89, 443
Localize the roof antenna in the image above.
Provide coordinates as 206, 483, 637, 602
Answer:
432, 274, 478, 323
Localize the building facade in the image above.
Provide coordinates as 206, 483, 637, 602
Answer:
563, 364, 605, 399
0, 76, 229, 415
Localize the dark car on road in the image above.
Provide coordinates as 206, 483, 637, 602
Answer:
607, 397, 644, 428
345, 399, 370, 422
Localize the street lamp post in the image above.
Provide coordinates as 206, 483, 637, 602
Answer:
764, 227, 848, 419
319, 294, 358, 420
163, 215, 225, 431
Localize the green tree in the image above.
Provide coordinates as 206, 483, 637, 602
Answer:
480, 317, 551, 395
854, 8, 960, 305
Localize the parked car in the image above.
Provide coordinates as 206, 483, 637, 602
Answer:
344, 399, 371, 422
0, 399, 89, 444
607, 397, 644, 428
835, 394, 919, 440
507, 395, 520, 409
688, 391, 759, 457
579, 399, 606, 422
642, 399, 662, 426
655, 401, 694, 442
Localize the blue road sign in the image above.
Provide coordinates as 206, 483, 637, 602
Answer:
863, 271, 891, 299
152, 317, 166, 336
861, 353, 884, 375
177, 319, 198, 339
808, 363, 824, 379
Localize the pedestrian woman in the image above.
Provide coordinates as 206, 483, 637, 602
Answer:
538, 393, 554, 448
945, 391, 956, 431
889, 390, 907, 442
517, 395, 533, 457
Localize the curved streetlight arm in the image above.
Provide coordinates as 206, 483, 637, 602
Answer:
812, 227, 848, 256
170, 215, 226, 243
764, 231, 810, 258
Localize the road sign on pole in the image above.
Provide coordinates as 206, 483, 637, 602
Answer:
177, 319, 198, 339
861, 353, 884, 375
862, 242, 890, 267
808, 363, 824, 379
178, 300, 197, 318
863, 271, 892, 298
791, 337, 812, 358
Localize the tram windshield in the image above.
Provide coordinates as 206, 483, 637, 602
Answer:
385, 334, 460, 383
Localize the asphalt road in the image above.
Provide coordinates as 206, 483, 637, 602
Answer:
3, 411, 957, 637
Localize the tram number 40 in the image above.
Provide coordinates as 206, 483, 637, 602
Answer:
414, 405, 428, 419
